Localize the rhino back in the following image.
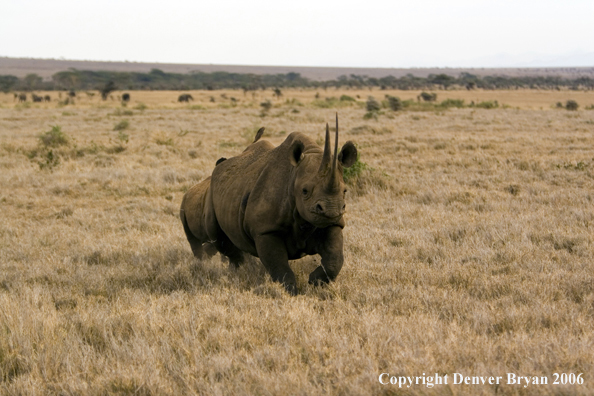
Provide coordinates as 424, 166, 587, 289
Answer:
210, 140, 276, 251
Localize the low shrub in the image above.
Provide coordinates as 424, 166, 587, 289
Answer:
113, 120, 130, 131
343, 153, 393, 195
385, 95, 402, 111
366, 97, 381, 112
39, 125, 69, 148
440, 99, 465, 108
566, 100, 579, 111
472, 100, 499, 109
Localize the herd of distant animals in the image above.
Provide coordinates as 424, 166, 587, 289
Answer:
12, 91, 131, 103
14, 93, 50, 103
11, 92, 206, 104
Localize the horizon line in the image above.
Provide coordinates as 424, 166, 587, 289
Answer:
2, 55, 593, 71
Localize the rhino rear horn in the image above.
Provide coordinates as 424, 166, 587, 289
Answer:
330, 113, 339, 175
318, 123, 332, 173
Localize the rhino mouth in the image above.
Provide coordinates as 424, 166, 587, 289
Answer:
309, 211, 343, 227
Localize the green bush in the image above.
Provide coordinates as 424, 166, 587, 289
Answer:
342, 153, 392, 195
566, 100, 579, 111
343, 154, 368, 185
39, 125, 69, 148
38, 150, 60, 170
366, 96, 381, 112
471, 100, 499, 109
385, 95, 402, 111
311, 97, 356, 109
440, 99, 465, 108
340, 95, 356, 102
113, 120, 130, 131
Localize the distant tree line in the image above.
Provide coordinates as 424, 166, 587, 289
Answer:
1, 69, 593, 93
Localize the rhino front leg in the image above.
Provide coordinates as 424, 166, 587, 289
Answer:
308, 226, 344, 285
255, 234, 297, 295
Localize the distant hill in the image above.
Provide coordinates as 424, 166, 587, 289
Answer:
1, 57, 593, 81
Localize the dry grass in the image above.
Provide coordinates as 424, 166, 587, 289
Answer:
0, 89, 593, 395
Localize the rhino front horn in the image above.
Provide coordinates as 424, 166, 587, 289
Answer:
325, 113, 340, 191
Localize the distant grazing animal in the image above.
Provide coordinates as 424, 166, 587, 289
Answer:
418, 92, 437, 102
68, 90, 76, 98
32, 94, 43, 102
178, 94, 193, 103
44, 95, 51, 102
18, 93, 27, 102
122, 93, 130, 102
182, 117, 358, 295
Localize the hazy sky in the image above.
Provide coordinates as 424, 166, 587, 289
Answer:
2, 0, 593, 68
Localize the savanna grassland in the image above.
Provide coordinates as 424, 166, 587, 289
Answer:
0, 88, 593, 395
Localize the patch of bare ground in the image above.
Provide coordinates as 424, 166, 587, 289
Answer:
0, 89, 593, 395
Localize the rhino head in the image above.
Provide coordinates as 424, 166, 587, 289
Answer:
290, 115, 358, 228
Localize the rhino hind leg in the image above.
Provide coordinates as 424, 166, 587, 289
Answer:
203, 242, 218, 257
203, 187, 245, 268
190, 241, 218, 260
181, 209, 214, 260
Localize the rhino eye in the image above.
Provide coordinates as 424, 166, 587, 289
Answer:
302, 188, 308, 195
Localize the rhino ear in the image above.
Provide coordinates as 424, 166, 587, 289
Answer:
338, 141, 357, 168
289, 140, 305, 166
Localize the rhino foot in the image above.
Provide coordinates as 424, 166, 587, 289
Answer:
283, 282, 297, 296
308, 266, 332, 285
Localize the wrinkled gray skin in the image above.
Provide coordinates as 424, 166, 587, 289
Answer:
204, 119, 357, 295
